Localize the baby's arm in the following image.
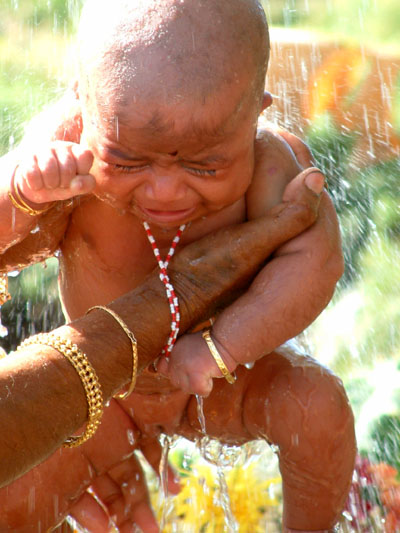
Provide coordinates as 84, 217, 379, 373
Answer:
161, 132, 342, 396
0, 91, 92, 270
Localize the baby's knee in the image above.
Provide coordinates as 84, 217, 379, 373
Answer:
278, 359, 354, 455
244, 351, 356, 462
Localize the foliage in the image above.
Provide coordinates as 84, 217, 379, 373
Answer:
0, 259, 64, 353
369, 415, 400, 472
0, 0, 83, 34
262, 0, 400, 52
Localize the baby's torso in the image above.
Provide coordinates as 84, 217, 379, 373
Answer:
58, 196, 246, 394
59, 196, 247, 320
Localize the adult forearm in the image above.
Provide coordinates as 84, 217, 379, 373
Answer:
0, 200, 315, 487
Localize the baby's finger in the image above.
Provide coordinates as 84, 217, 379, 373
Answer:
69, 173, 96, 195
55, 145, 78, 189
36, 148, 61, 189
16, 155, 44, 192
70, 143, 94, 175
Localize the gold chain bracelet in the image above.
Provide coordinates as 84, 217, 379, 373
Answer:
87, 305, 138, 400
18, 332, 103, 447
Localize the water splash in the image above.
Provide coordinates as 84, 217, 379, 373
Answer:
197, 437, 242, 532
195, 394, 206, 434
158, 434, 176, 531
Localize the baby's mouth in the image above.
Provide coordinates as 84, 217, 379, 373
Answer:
138, 206, 195, 224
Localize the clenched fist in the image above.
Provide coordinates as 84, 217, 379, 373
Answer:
14, 141, 95, 206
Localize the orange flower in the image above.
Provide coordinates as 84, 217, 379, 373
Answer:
368, 462, 399, 490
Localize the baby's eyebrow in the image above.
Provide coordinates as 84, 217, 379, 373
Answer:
181, 154, 228, 166
103, 147, 143, 161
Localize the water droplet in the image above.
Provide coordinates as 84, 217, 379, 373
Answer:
28, 486, 36, 514
127, 429, 135, 446
195, 394, 206, 434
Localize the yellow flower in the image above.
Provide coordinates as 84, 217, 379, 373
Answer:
153, 461, 282, 532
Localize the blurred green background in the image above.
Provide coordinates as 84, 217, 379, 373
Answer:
0, 0, 400, 486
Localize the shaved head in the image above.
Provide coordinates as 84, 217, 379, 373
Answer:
77, 0, 269, 116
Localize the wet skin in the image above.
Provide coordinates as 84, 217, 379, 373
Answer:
0, 192, 355, 532
0, 61, 354, 532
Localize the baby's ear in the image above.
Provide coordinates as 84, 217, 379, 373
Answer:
261, 91, 273, 111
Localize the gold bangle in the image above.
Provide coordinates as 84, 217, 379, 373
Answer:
8, 170, 51, 217
18, 332, 103, 447
87, 306, 138, 400
202, 328, 236, 385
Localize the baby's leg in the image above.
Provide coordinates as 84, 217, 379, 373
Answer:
180, 346, 356, 532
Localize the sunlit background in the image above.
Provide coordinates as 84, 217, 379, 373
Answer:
1, 0, 400, 530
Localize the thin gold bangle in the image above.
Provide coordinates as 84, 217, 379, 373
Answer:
87, 306, 138, 400
202, 328, 236, 385
8, 169, 51, 216
18, 332, 103, 447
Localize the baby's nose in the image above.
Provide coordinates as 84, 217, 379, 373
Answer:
145, 171, 186, 203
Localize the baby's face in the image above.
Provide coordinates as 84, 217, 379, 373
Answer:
82, 84, 263, 228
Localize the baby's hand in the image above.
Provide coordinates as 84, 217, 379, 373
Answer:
14, 141, 95, 207
157, 331, 237, 397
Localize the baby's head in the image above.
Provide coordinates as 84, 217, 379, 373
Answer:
76, 0, 271, 226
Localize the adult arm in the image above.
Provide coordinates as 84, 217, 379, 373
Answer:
0, 191, 317, 488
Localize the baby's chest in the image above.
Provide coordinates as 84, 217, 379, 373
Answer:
63, 209, 156, 284
64, 198, 247, 284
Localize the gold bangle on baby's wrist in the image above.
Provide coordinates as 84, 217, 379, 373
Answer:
202, 328, 236, 385
8, 170, 51, 217
18, 332, 103, 447
87, 305, 138, 400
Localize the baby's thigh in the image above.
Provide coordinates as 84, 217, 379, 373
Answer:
242, 346, 355, 458
179, 346, 354, 449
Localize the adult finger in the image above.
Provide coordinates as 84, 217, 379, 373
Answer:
93, 455, 160, 533
68, 490, 113, 533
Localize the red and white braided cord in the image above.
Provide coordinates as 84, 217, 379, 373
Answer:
143, 221, 186, 356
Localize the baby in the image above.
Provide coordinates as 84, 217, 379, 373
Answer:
0, 0, 356, 530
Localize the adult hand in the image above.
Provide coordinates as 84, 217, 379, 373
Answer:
0, 398, 181, 532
